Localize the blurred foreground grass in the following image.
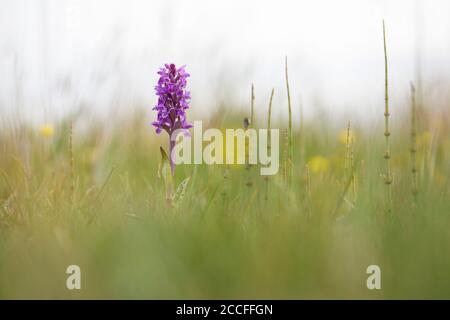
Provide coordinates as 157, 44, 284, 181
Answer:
0, 108, 449, 299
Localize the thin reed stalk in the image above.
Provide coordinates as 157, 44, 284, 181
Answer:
410, 82, 419, 204
285, 56, 293, 186
264, 88, 275, 201
383, 20, 393, 214
244, 117, 253, 187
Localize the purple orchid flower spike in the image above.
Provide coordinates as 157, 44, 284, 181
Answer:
152, 63, 192, 175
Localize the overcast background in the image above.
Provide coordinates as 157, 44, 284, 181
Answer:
0, 0, 449, 127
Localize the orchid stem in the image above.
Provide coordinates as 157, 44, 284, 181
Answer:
169, 139, 176, 176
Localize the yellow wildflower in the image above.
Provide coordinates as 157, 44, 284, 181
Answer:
39, 124, 54, 138
307, 155, 330, 174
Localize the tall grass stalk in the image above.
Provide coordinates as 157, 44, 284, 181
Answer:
410, 82, 419, 204
244, 84, 255, 188
264, 88, 275, 201
244, 117, 253, 188
285, 56, 293, 186
383, 20, 393, 214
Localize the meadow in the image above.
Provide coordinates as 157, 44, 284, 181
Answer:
1, 41, 450, 299
1, 94, 449, 299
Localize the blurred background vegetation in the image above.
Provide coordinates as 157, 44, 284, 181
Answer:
0, 103, 449, 299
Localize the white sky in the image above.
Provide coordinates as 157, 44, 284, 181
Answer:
0, 0, 449, 126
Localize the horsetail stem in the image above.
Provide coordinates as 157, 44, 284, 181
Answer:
285, 56, 293, 186
410, 82, 419, 204
264, 88, 275, 201
245, 84, 255, 187
244, 117, 252, 187
383, 20, 393, 213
